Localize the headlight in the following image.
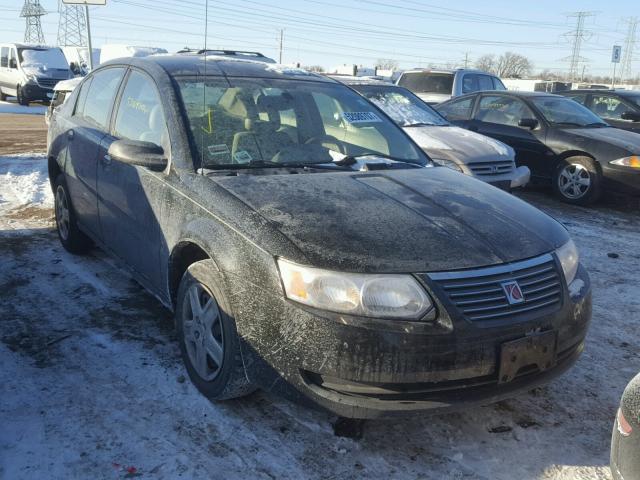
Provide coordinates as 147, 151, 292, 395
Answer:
610, 156, 640, 169
433, 158, 463, 173
556, 239, 579, 285
277, 259, 433, 319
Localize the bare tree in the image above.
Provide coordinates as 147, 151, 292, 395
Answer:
376, 58, 399, 70
475, 54, 496, 73
494, 52, 533, 78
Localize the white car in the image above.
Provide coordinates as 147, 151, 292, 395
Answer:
334, 76, 530, 190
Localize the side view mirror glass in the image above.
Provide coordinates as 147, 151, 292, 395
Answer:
108, 139, 168, 171
621, 111, 640, 122
518, 118, 539, 130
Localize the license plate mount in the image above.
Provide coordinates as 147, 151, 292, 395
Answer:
498, 331, 557, 384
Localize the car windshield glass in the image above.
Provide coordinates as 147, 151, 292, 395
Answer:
397, 72, 454, 95
176, 77, 427, 169
18, 47, 69, 69
531, 96, 605, 126
355, 85, 449, 127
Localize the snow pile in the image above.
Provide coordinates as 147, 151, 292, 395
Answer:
0, 154, 52, 209
0, 101, 47, 115
99, 44, 168, 64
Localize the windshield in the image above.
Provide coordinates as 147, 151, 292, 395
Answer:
530, 96, 606, 126
354, 85, 449, 127
18, 47, 69, 70
176, 77, 427, 169
397, 72, 454, 95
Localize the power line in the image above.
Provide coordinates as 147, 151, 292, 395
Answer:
621, 17, 638, 82
562, 11, 596, 82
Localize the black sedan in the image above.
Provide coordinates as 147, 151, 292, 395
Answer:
47, 55, 591, 419
561, 89, 640, 133
612, 373, 640, 480
436, 91, 640, 205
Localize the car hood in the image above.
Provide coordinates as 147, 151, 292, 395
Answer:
403, 125, 514, 164
562, 126, 640, 152
212, 167, 568, 273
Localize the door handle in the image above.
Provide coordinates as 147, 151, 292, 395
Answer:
67, 130, 75, 141
102, 154, 112, 166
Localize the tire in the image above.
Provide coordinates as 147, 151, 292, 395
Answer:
54, 174, 92, 254
553, 156, 602, 206
16, 85, 29, 106
176, 260, 256, 401
0, 90, 6, 101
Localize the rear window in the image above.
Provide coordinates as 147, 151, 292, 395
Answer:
398, 72, 454, 95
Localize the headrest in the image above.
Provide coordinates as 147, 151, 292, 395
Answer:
256, 93, 293, 113
149, 105, 164, 131
219, 88, 257, 118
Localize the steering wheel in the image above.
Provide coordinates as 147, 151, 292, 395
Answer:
304, 134, 345, 154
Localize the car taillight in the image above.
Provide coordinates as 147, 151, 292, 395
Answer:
617, 408, 633, 437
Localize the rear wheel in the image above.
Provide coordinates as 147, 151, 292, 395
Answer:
16, 85, 29, 106
54, 174, 92, 254
553, 157, 602, 206
176, 260, 256, 401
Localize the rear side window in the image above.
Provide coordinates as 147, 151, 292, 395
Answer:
0, 47, 8, 68
398, 72, 454, 95
114, 70, 168, 150
476, 95, 535, 126
493, 77, 507, 90
436, 97, 474, 121
566, 94, 587, 106
81, 67, 126, 130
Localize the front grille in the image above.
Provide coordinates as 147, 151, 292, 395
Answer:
427, 254, 563, 322
36, 77, 58, 89
467, 160, 514, 176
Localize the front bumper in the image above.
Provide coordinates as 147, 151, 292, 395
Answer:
232, 262, 592, 419
20, 82, 54, 102
603, 163, 640, 196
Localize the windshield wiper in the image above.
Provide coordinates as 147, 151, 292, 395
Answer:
403, 122, 438, 128
585, 122, 608, 127
334, 153, 423, 167
202, 160, 325, 170
552, 122, 585, 127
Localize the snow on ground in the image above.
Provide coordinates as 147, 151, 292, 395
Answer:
0, 100, 47, 116
1, 155, 638, 479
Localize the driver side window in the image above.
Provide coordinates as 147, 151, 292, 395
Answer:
477, 95, 535, 127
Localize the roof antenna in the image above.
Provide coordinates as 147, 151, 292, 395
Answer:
199, 0, 209, 173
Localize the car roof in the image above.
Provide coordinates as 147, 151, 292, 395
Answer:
563, 89, 640, 96
327, 75, 392, 86
447, 91, 562, 101
102, 54, 336, 83
400, 68, 495, 76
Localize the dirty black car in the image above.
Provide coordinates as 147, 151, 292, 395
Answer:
611, 372, 640, 480
436, 91, 640, 205
47, 55, 592, 419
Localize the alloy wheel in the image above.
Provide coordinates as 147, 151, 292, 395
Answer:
55, 186, 70, 241
182, 283, 225, 381
558, 163, 591, 199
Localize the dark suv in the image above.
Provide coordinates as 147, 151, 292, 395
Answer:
47, 55, 591, 419
561, 89, 640, 133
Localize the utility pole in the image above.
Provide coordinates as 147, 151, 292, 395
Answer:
279, 29, 284, 64
20, 0, 46, 44
621, 17, 638, 83
463, 52, 470, 69
563, 11, 595, 82
57, 0, 88, 47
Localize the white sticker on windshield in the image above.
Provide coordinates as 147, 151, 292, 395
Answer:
208, 144, 230, 156
342, 111, 382, 124
233, 150, 253, 163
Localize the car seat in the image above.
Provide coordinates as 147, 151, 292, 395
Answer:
140, 105, 168, 149
593, 102, 608, 117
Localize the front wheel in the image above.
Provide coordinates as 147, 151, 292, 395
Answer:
16, 85, 29, 106
54, 174, 92, 254
553, 157, 602, 206
176, 260, 256, 401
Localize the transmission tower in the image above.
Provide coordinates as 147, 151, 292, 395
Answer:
20, 0, 46, 44
621, 17, 639, 82
57, 0, 88, 47
562, 11, 596, 81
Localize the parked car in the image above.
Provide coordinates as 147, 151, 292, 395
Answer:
436, 91, 640, 205
0, 43, 73, 105
45, 76, 82, 126
331, 76, 529, 190
48, 55, 591, 419
611, 372, 640, 480
396, 68, 506, 105
561, 89, 640, 133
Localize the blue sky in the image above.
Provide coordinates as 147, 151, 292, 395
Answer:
1, 0, 637, 76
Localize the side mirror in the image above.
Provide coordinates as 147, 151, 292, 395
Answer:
9, 58, 17, 69
621, 111, 640, 122
108, 139, 168, 171
518, 118, 539, 130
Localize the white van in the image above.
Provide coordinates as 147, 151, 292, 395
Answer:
0, 43, 73, 105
